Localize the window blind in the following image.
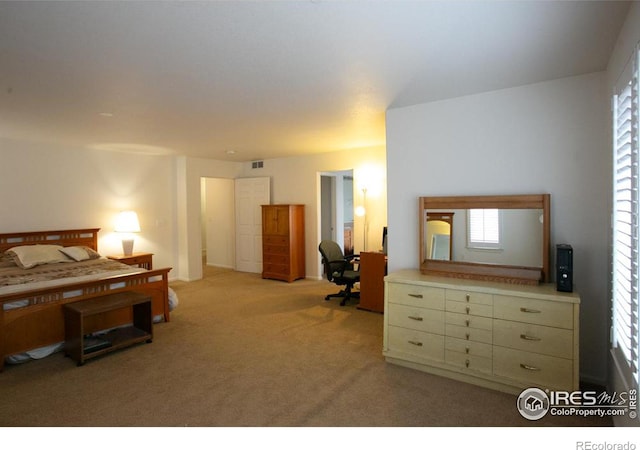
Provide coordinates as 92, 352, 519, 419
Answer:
612, 47, 640, 390
468, 208, 501, 247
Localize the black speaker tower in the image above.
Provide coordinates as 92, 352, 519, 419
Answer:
556, 244, 573, 292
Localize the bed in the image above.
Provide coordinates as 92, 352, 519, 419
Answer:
0, 228, 173, 371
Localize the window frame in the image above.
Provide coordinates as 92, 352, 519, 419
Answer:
611, 44, 640, 392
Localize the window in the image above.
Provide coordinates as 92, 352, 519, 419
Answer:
611, 44, 640, 391
467, 208, 502, 250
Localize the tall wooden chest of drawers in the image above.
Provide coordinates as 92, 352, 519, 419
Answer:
261, 204, 305, 282
383, 270, 580, 394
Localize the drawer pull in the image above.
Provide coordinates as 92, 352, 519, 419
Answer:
466, 294, 470, 302
465, 319, 470, 327
465, 333, 470, 340
465, 347, 470, 354
408, 315, 423, 321
408, 340, 423, 347
520, 363, 541, 371
465, 359, 470, 368
520, 307, 541, 314
408, 294, 423, 299
520, 334, 541, 341
466, 306, 470, 314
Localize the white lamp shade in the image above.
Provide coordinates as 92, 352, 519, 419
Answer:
115, 211, 141, 233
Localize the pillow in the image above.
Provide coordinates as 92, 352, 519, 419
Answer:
6, 244, 71, 269
0, 251, 17, 268
59, 246, 101, 262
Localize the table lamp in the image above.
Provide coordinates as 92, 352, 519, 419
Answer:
114, 210, 141, 256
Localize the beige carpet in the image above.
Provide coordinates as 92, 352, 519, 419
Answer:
0, 267, 612, 427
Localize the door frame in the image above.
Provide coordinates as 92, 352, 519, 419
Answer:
318, 170, 353, 278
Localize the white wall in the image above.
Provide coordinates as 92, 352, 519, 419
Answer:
234, 146, 387, 279
386, 72, 609, 384
0, 138, 179, 274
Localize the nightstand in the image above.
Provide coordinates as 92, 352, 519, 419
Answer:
107, 253, 153, 270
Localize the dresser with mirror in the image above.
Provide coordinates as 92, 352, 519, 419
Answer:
383, 194, 580, 394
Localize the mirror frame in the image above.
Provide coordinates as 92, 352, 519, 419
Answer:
419, 194, 550, 285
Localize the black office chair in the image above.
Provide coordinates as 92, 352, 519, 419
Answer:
318, 240, 360, 306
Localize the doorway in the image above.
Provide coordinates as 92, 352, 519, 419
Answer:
201, 177, 235, 269
200, 176, 270, 275
320, 170, 354, 258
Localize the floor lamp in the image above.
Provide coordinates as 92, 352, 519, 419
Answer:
355, 187, 368, 253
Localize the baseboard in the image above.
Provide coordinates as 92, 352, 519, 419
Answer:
205, 263, 234, 269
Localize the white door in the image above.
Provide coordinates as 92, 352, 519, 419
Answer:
235, 177, 270, 273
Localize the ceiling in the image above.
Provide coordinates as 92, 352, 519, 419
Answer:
0, 1, 632, 162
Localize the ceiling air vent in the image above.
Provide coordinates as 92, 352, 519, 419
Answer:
251, 161, 264, 169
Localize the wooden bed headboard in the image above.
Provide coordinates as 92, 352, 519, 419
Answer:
0, 228, 100, 253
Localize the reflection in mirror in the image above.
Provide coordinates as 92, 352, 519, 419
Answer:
430, 228, 450, 260
419, 194, 550, 285
425, 212, 454, 261
425, 209, 543, 267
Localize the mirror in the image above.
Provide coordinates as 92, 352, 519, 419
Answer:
419, 194, 550, 285
425, 208, 543, 266
426, 212, 454, 260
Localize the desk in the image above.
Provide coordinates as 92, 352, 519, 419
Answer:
357, 252, 387, 313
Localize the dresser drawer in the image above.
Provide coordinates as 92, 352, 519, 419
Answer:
445, 336, 492, 359
263, 254, 290, 265
262, 262, 290, 275
387, 283, 445, 310
493, 319, 573, 359
388, 303, 444, 334
445, 324, 492, 344
493, 346, 573, 391
493, 295, 574, 328
263, 243, 290, 255
388, 326, 444, 361
446, 289, 493, 306
445, 312, 493, 331
263, 235, 289, 245
446, 300, 493, 318
445, 350, 492, 375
